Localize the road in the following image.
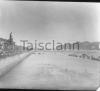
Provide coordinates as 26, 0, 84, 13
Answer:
0, 51, 99, 90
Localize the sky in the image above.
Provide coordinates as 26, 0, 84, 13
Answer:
0, 1, 100, 45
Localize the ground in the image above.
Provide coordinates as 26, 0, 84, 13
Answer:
0, 50, 100, 90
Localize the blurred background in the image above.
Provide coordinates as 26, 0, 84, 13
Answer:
0, 1, 99, 45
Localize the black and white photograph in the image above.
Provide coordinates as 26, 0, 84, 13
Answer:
0, 0, 100, 90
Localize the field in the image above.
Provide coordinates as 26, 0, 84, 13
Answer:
0, 50, 100, 90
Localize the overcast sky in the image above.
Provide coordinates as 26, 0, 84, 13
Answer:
0, 1, 100, 45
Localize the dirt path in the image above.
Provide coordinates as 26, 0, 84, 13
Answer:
0, 51, 99, 90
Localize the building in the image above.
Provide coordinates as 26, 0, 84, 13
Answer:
0, 32, 15, 52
